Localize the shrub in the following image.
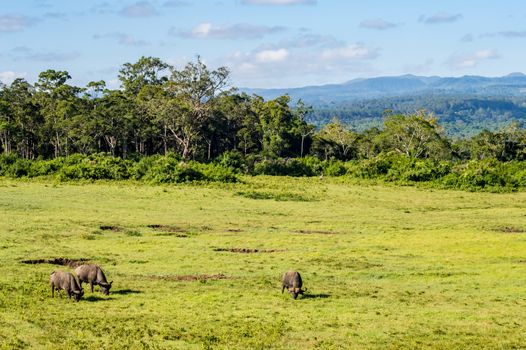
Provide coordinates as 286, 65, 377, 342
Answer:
218, 150, 245, 173
323, 160, 348, 176
350, 154, 393, 179
4, 157, 31, 177
446, 159, 513, 190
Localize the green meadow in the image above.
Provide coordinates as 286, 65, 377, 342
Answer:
0, 177, 525, 349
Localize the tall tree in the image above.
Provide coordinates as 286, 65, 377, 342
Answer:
161, 56, 231, 160
293, 99, 315, 157
254, 95, 298, 158
378, 110, 451, 159
312, 117, 358, 160
34, 70, 80, 157
119, 57, 170, 156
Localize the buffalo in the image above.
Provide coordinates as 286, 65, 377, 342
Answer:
282, 271, 305, 299
75, 264, 113, 295
50, 270, 84, 302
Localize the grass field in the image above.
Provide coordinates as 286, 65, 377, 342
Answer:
0, 177, 525, 349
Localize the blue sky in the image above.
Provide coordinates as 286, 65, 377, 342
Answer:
0, 0, 525, 88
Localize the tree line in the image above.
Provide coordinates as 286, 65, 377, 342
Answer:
310, 94, 526, 138
1, 56, 526, 163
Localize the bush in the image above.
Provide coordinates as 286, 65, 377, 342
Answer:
2, 153, 526, 191
323, 160, 348, 176
386, 157, 451, 182
4, 157, 32, 177
349, 154, 393, 179
218, 150, 245, 173
444, 159, 514, 191
0, 153, 23, 176
55, 154, 131, 181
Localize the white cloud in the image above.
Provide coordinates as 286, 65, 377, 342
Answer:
162, 0, 190, 6
173, 22, 286, 39
242, 0, 316, 5
222, 40, 380, 88
192, 22, 212, 37
0, 71, 27, 84
360, 19, 399, 30
447, 50, 500, 69
0, 14, 37, 32
120, 1, 157, 17
420, 12, 462, 24
480, 30, 526, 38
94, 32, 150, 46
321, 44, 379, 60
255, 48, 289, 63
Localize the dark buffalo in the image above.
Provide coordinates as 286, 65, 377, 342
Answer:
50, 270, 84, 302
282, 271, 305, 299
75, 264, 113, 295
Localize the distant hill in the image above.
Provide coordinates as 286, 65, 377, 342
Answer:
242, 73, 526, 105
242, 73, 526, 137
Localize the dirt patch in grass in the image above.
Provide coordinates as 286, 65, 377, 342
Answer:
493, 226, 525, 233
294, 229, 337, 235
147, 224, 185, 232
147, 224, 190, 237
236, 191, 315, 202
99, 225, 121, 232
154, 232, 189, 238
147, 224, 186, 232
150, 274, 230, 282
213, 247, 283, 253
21, 257, 90, 268
226, 228, 243, 232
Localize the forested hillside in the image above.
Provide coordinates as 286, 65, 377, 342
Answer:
2, 56, 526, 162
309, 95, 526, 137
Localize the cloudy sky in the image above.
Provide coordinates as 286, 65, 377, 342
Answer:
1, 0, 525, 88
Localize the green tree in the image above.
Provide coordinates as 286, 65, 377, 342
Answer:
34, 70, 81, 157
312, 117, 358, 160
253, 95, 298, 158
162, 57, 231, 160
293, 99, 315, 157
378, 111, 451, 159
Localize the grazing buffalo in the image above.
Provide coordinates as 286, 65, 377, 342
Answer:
50, 270, 84, 302
282, 271, 305, 299
75, 264, 113, 295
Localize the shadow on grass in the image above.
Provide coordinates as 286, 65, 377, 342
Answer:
111, 289, 141, 295
83, 295, 114, 302
301, 293, 330, 299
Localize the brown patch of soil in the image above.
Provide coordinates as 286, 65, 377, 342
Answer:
494, 226, 525, 233
294, 229, 337, 235
151, 274, 229, 282
226, 229, 243, 232
154, 233, 189, 238
99, 225, 121, 232
21, 257, 90, 268
213, 248, 282, 253
147, 224, 186, 232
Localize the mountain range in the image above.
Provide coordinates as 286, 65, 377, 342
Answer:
243, 73, 526, 105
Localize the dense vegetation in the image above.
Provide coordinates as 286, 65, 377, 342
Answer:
310, 94, 526, 137
1, 178, 525, 348
2, 56, 526, 190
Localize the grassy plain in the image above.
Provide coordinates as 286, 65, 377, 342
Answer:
0, 177, 525, 349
